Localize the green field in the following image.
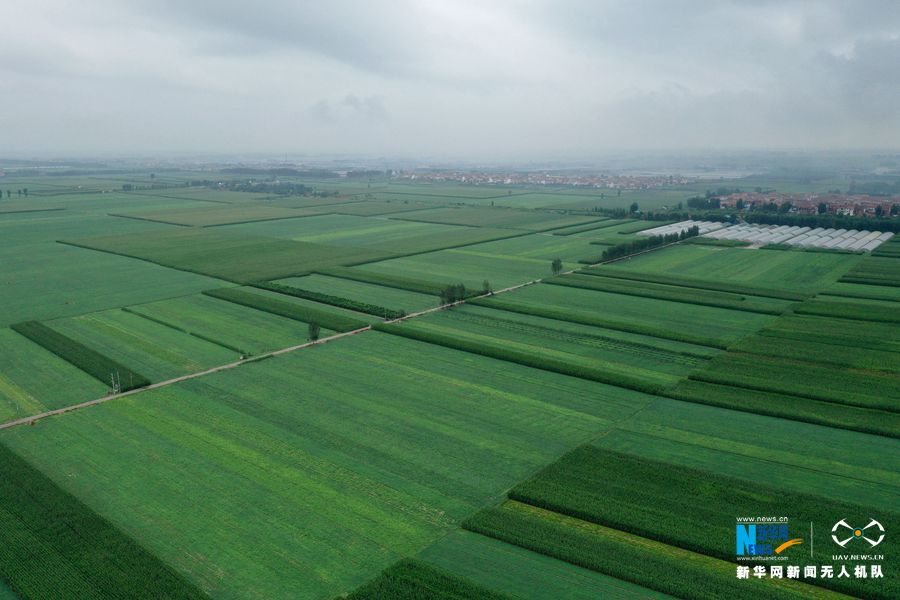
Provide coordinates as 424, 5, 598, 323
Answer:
352, 249, 577, 290
0, 332, 652, 598
474, 283, 775, 346
111, 204, 318, 227
46, 309, 236, 382
0, 328, 107, 422
272, 274, 440, 313
455, 233, 603, 263
389, 206, 603, 231
508, 445, 897, 599
126, 294, 328, 356
419, 530, 670, 599
545, 273, 795, 314
0, 211, 231, 326
62, 227, 393, 283
602, 244, 859, 293
1, 172, 897, 600
463, 501, 828, 600
219, 213, 523, 255
380, 305, 711, 390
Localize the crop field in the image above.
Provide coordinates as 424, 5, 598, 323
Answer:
46, 309, 236, 382
110, 205, 319, 227
463, 501, 822, 600
0, 332, 654, 598
1, 173, 897, 600
578, 267, 807, 300
0, 329, 107, 423
344, 559, 510, 600
352, 248, 578, 290
270, 275, 439, 314
595, 397, 900, 507
377, 305, 711, 391
0, 442, 205, 600
418, 530, 669, 600
473, 283, 775, 346
689, 352, 898, 412
321, 199, 439, 216
204, 286, 373, 330
61, 227, 393, 283
757, 314, 900, 353
602, 244, 860, 293
125, 294, 329, 356
840, 255, 900, 286
793, 296, 900, 322
545, 273, 795, 314
389, 206, 603, 231
506, 446, 897, 599
10, 321, 151, 392
456, 233, 603, 263
821, 281, 900, 302
219, 213, 523, 255
0, 211, 230, 326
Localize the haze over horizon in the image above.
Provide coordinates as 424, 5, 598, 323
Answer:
4, 0, 899, 160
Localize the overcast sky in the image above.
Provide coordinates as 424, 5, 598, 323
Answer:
2, 1, 899, 160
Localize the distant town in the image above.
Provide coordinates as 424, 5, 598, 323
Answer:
393, 170, 691, 190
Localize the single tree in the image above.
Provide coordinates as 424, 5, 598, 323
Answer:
875, 205, 884, 217
818, 202, 827, 214
308, 321, 321, 342
22, 188, 27, 197
551, 258, 563, 276
482, 279, 492, 295
629, 202, 639, 214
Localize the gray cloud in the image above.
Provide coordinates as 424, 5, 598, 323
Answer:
1, 0, 898, 158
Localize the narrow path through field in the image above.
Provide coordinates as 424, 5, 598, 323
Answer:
0, 238, 682, 430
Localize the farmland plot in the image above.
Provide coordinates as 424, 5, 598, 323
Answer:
463, 501, 825, 600
389, 206, 603, 231
0, 442, 205, 600
689, 352, 899, 412
545, 273, 794, 314
270, 275, 439, 314
595, 398, 900, 506
110, 205, 319, 227
0, 332, 653, 599
0, 212, 230, 326
419, 530, 669, 600
220, 213, 522, 255
507, 446, 897, 599
0, 329, 107, 423
126, 294, 329, 356
456, 234, 603, 263
61, 227, 393, 283
352, 249, 578, 291
474, 283, 775, 346
602, 244, 859, 293
379, 305, 711, 390
46, 309, 236, 382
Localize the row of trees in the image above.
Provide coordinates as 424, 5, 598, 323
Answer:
742, 212, 900, 232
601, 226, 700, 261
2, 189, 27, 198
